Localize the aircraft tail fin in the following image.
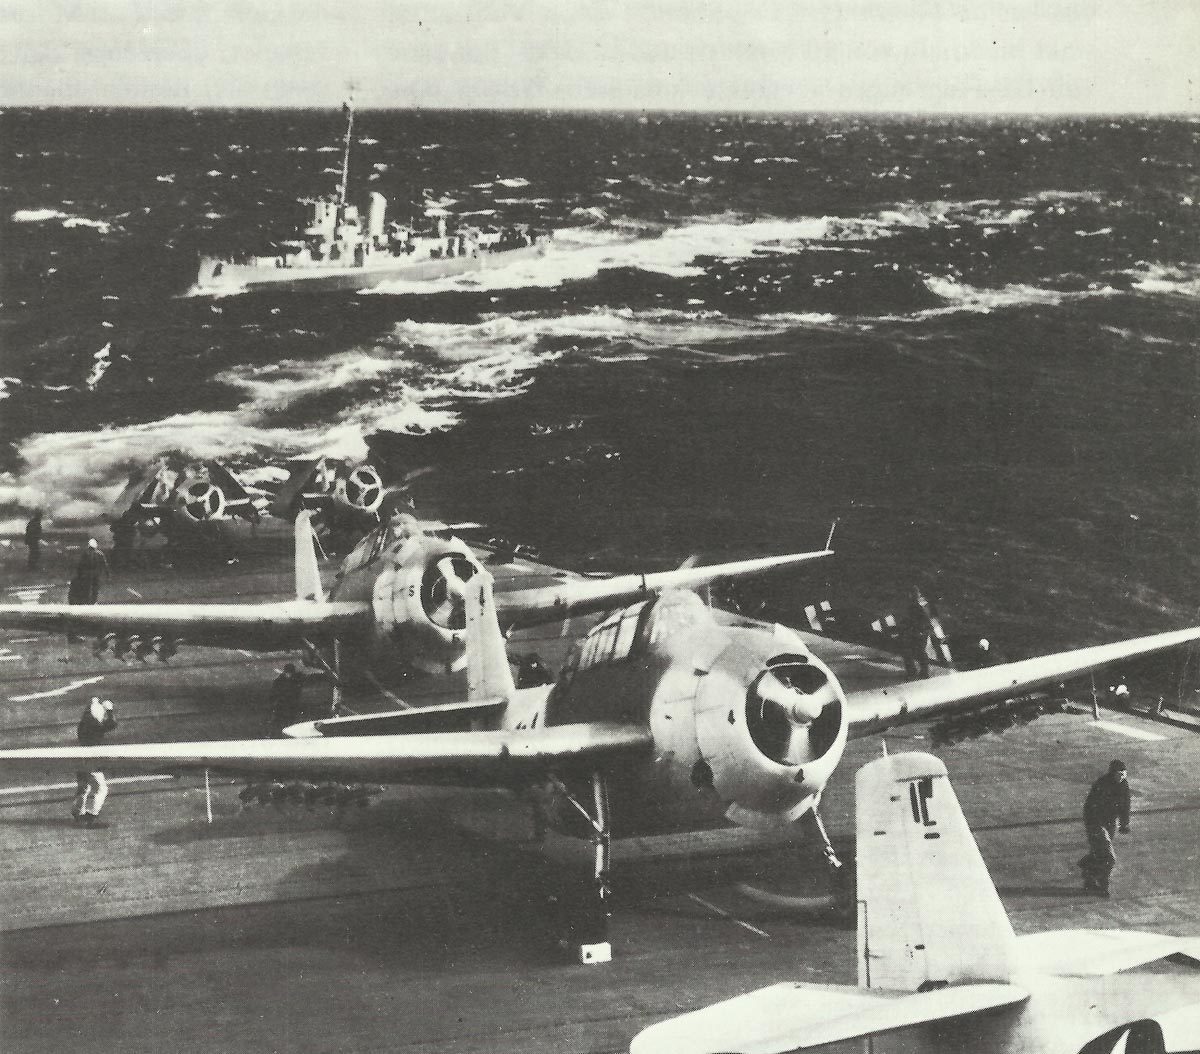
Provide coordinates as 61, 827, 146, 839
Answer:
464, 567, 515, 702
294, 511, 325, 604
856, 752, 1017, 989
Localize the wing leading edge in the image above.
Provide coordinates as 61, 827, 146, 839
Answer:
0, 600, 369, 652
499, 548, 833, 630
0, 723, 653, 784
845, 623, 1200, 736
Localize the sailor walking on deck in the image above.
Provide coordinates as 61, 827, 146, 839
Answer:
73, 697, 117, 827
1079, 759, 1132, 897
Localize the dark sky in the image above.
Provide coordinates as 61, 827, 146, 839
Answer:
2, 0, 1195, 112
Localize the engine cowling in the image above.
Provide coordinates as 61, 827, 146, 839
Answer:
336, 465, 385, 515
365, 529, 484, 674
648, 616, 848, 829
177, 480, 228, 522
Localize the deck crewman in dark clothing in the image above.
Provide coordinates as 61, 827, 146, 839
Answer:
70, 538, 110, 605
900, 591, 931, 680
73, 697, 117, 827
1079, 759, 1132, 897
24, 511, 43, 570
266, 663, 327, 736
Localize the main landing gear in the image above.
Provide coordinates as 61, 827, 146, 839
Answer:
550, 770, 612, 964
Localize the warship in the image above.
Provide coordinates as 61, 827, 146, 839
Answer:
191, 101, 551, 295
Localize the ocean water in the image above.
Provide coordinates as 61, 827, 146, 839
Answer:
0, 107, 1197, 658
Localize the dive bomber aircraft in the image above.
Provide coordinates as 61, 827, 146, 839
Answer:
2, 515, 1200, 963
632, 751, 1200, 1053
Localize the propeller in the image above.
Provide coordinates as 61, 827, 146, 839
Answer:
746, 659, 834, 766
179, 481, 227, 522
421, 555, 479, 630
341, 465, 384, 513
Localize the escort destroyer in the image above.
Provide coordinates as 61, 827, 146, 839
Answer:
192, 101, 550, 295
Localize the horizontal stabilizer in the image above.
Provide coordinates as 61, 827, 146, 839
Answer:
0, 722, 653, 784
1017, 930, 1200, 976
502, 548, 832, 630
289, 698, 509, 738
630, 980, 1028, 1054
857, 753, 1017, 989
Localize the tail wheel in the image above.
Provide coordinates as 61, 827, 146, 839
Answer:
180, 482, 227, 522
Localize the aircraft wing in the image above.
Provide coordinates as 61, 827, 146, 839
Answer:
205, 461, 258, 517
1017, 930, 1200, 976
111, 463, 162, 518
267, 458, 322, 519
0, 600, 370, 652
499, 549, 833, 631
629, 981, 1029, 1054
0, 722, 653, 785
845, 623, 1200, 736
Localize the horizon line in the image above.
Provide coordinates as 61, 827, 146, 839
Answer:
3, 102, 1198, 119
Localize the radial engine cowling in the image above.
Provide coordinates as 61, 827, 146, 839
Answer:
177, 480, 228, 523
369, 531, 483, 674
335, 465, 385, 515
687, 624, 848, 828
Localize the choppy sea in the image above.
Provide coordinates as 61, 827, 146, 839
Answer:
1, 108, 1197, 657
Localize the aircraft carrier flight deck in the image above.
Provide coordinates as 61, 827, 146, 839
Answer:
2, 529, 1199, 1054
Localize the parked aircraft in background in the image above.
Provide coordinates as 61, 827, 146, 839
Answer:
111, 459, 260, 531
0, 511, 833, 674
632, 751, 1200, 1052
268, 456, 391, 522
2, 516, 1200, 964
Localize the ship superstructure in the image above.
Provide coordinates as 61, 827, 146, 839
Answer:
193, 101, 550, 295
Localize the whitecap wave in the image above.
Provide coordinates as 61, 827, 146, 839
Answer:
1129, 263, 1200, 300
0, 330, 563, 522
11, 207, 69, 223
364, 198, 1067, 297
919, 276, 1113, 316
10, 207, 112, 232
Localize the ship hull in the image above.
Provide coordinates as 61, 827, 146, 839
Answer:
192, 242, 548, 296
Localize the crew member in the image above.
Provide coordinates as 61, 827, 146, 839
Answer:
900, 591, 930, 680
1079, 759, 1132, 897
70, 538, 110, 605
515, 653, 554, 688
267, 663, 313, 737
110, 516, 137, 569
23, 510, 43, 571
73, 697, 117, 827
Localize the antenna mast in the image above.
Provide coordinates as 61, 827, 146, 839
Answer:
337, 90, 356, 216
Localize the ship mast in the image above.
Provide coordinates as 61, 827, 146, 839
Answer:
336, 94, 355, 218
